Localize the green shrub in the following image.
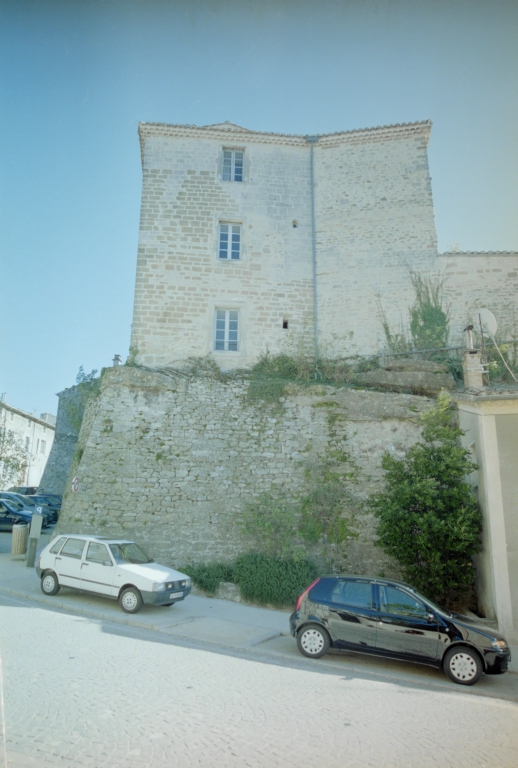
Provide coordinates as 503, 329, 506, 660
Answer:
370, 392, 482, 608
233, 552, 319, 607
183, 562, 234, 594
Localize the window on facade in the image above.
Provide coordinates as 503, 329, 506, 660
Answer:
214, 310, 239, 352
9, 411, 14, 421
219, 223, 241, 260
222, 149, 243, 182
25, 437, 30, 451
40, 440, 46, 455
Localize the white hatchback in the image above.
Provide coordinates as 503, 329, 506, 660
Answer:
36, 534, 191, 613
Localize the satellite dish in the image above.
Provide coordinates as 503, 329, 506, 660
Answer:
478, 308, 498, 337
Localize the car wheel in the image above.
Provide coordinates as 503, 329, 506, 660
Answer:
119, 587, 143, 614
296, 624, 330, 659
41, 571, 60, 596
443, 646, 483, 685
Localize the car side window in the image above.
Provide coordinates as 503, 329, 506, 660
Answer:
86, 542, 111, 565
60, 538, 86, 559
330, 580, 374, 609
379, 586, 428, 617
49, 537, 66, 554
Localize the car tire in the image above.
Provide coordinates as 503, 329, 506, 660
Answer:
296, 624, 330, 659
119, 587, 143, 614
41, 571, 60, 596
443, 646, 483, 685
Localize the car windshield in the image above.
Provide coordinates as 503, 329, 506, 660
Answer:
109, 543, 153, 564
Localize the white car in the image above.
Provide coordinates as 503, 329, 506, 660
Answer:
36, 534, 191, 613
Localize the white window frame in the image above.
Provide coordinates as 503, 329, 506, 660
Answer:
214, 309, 239, 352
222, 149, 244, 182
218, 223, 241, 261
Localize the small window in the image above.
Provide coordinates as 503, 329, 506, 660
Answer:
292, 220, 298, 228
330, 580, 374, 609
9, 411, 14, 421
222, 149, 243, 182
25, 437, 30, 451
40, 440, 46, 455
86, 542, 111, 565
219, 223, 241, 260
282, 319, 289, 329
379, 586, 428, 617
43, 426, 46, 433
214, 310, 239, 352
49, 537, 66, 554
61, 538, 87, 559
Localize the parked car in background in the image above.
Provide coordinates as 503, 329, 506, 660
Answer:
0, 499, 50, 531
8, 486, 38, 496
27, 494, 61, 521
37, 535, 191, 613
290, 575, 511, 686
0, 493, 56, 524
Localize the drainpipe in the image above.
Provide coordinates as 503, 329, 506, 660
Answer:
305, 135, 319, 375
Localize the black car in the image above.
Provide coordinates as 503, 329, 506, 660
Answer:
290, 575, 511, 685
0, 499, 43, 531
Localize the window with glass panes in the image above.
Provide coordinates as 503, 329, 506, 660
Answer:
219, 224, 241, 260
222, 149, 243, 181
214, 310, 239, 352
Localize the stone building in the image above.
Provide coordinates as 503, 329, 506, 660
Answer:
130, 120, 518, 368
0, 399, 55, 489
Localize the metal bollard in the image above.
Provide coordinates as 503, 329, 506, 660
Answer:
12, 524, 29, 555
26, 509, 44, 568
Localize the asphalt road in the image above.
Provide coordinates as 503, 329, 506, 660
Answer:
1, 592, 517, 768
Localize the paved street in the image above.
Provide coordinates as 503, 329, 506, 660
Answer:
1, 590, 517, 768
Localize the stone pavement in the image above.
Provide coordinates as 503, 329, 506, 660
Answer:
2, 591, 518, 768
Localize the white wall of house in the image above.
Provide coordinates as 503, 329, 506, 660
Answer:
0, 402, 56, 489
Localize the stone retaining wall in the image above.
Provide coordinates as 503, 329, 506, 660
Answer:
56, 366, 434, 576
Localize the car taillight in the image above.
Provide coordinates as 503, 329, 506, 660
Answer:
295, 578, 320, 611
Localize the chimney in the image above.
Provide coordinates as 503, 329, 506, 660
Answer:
112, 354, 122, 367
462, 325, 484, 390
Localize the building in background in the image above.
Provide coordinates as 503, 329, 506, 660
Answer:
0, 398, 56, 489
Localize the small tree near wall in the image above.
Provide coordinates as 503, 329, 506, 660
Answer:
370, 392, 482, 608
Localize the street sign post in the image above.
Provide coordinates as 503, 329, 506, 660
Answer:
26, 506, 44, 568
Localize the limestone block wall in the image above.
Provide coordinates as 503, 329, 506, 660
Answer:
130, 120, 437, 367
38, 386, 83, 496
56, 366, 433, 575
315, 123, 437, 356
435, 252, 518, 342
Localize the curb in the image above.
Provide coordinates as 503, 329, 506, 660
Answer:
0, 584, 286, 646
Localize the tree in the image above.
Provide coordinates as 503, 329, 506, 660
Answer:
370, 392, 482, 607
0, 409, 28, 489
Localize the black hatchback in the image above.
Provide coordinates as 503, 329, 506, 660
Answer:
290, 575, 511, 685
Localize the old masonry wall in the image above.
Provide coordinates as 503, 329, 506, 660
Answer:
56, 366, 434, 575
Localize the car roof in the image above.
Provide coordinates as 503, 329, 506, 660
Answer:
322, 574, 421, 591
55, 534, 135, 544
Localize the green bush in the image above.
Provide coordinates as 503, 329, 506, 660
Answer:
183, 562, 234, 595
233, 552, 319, 607
370, 392, 482, 608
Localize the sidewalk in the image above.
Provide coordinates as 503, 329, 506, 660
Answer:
0, 530, 290, 649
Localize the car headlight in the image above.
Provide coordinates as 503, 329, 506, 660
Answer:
151, 582, 167, 592
491, 639, 508, 650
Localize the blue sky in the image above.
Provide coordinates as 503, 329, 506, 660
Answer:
1, 0, 517, 416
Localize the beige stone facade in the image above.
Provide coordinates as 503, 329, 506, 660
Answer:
130, 120, 443, 367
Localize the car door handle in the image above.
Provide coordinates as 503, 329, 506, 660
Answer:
55, 557, 61, 561
82, 562, 89, 566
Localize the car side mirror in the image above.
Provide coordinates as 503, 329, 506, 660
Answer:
427, 612, 436, 623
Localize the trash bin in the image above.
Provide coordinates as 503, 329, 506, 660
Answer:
12, 524, 29, 555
